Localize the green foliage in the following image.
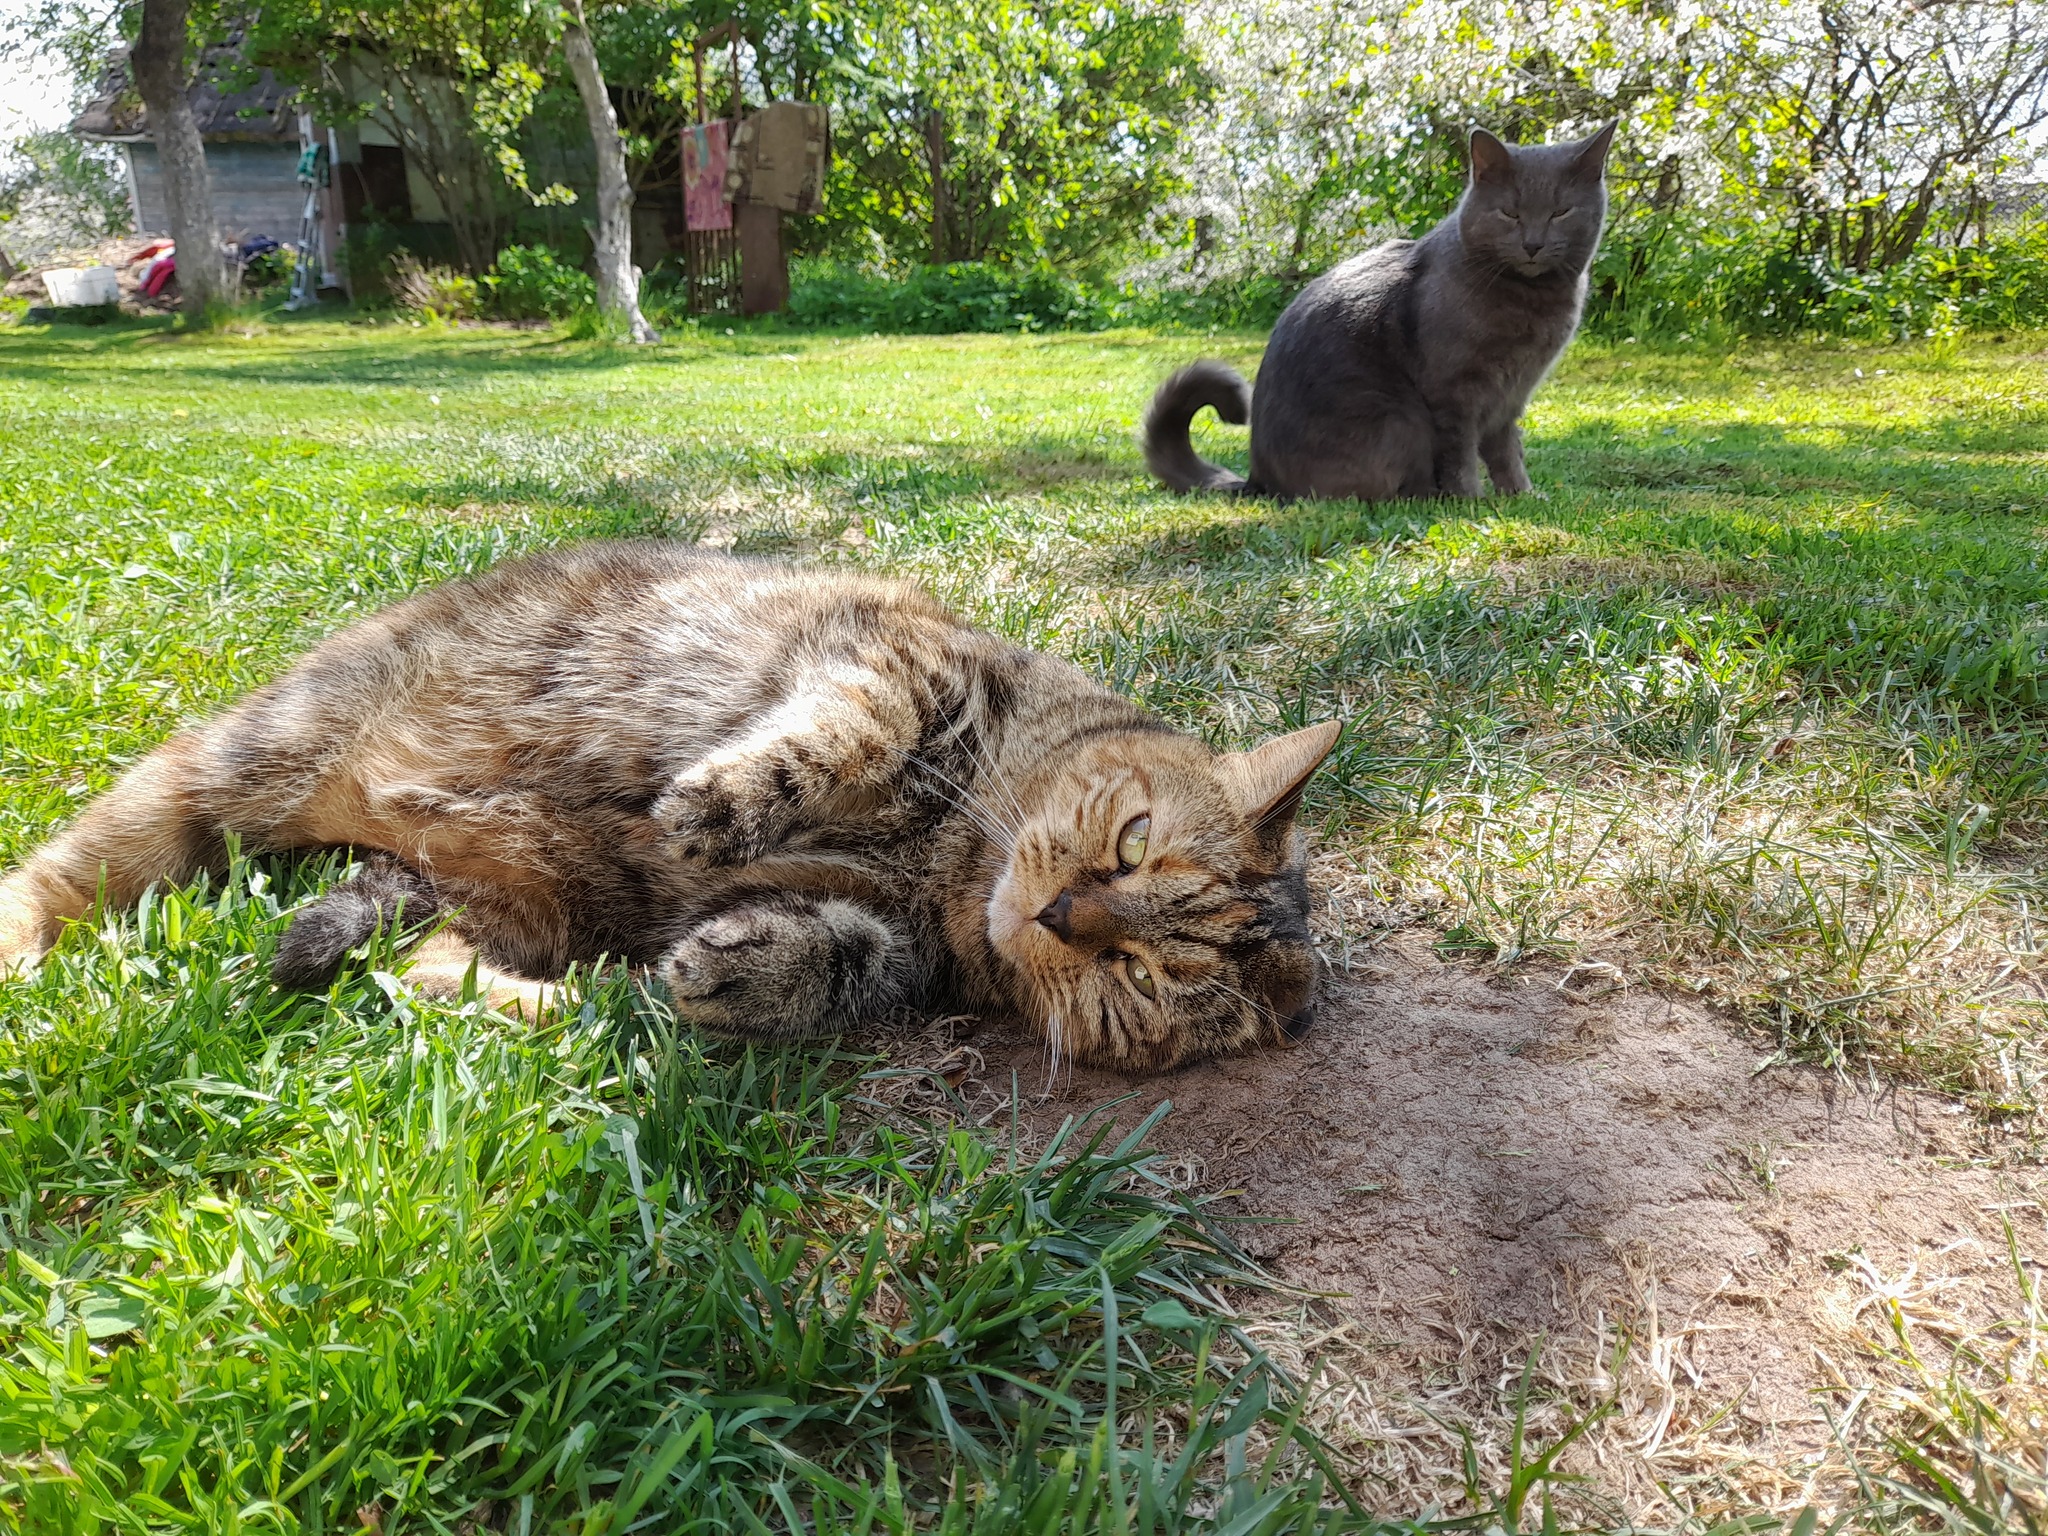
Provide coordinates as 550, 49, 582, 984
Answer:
1590, 219, 2048, 341
485, 243, 596, 320
821, 0, 1207, 269
783, 226, 2048, 342
0, 129, 132, 261
389, 253, 481, 319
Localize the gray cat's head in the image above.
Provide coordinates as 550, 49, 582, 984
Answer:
1456, 123, 1615, 281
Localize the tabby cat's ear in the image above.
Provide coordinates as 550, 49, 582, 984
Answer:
1220, 721, 1342, 831
1571, 121, 1618, 179
1469, 128, 1513, 186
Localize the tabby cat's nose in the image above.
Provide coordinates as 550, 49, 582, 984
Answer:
1035, 891, 1072, 941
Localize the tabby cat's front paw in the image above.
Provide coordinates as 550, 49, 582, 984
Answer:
651, 763, 784, 865
660, 904, 832, 1037
659, 897, 908, 1041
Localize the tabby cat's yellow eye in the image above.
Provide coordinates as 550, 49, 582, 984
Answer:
1125, 954, 1158, 1000
1116, 814, 1151, 870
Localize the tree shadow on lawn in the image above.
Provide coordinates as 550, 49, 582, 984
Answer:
1117, 412, 2047, 575
0, 326, 708, 387
405, 443, 999, 539
1094, 413, 2048, 720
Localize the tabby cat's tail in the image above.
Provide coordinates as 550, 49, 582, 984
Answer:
271, 855, 443, 991
0, 731, 227, 973
1143, 360, 1253, 494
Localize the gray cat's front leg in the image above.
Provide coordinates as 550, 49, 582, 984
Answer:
1480, 422, 1534, 496
1430, 410, 1484, 499
660, 894, 914, 1039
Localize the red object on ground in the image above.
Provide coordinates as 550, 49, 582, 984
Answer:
127, 240, 173, 265
142, 254, 177, 297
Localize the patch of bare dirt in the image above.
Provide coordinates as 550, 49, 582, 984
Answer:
913, 933, 2045, 1518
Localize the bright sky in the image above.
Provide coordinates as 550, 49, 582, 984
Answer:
0, 0, 82, 145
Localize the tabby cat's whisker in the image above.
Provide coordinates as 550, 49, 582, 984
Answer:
1209, 977, 1279, 1030
913, 674, 1031, 832
956, 723, 1029, 830
1042, 1006, 1066, 1092
897, 748, 1019, 852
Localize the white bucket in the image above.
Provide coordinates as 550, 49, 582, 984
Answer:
42, 266, 121, 307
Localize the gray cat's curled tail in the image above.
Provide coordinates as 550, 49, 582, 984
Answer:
1143, 361, 1253, 494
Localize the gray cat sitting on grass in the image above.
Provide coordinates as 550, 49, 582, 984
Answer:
1145, 122, 1616, 502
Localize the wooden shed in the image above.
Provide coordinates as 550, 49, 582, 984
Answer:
71, 34, 308, 242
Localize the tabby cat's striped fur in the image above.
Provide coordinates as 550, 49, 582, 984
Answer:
0, 543, 1339, 1070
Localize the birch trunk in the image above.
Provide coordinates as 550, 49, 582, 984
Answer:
131, 0, 225, 314
561, 2, 658, 343
924, 109, 949, 264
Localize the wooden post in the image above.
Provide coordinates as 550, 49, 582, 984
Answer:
737, 201, 786, 315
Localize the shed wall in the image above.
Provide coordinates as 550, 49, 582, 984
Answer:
127, 141, 308, 240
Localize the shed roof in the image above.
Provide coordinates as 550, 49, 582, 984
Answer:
72, 32, 299, 143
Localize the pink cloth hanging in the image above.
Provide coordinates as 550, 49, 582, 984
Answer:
683, 121, 733, 232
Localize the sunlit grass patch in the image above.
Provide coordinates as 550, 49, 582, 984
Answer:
1, 857, 1377, 1531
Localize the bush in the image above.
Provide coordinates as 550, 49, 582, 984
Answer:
390, 253, 479, 320
1588, 216, 2048, 341
238, 245, 295, 297
778, 225, 2048, 342
337, 221, 464, 304
339, 219, 408, 302
1117, 273, 1301, 331
486, 243, 595, 320
787, 260, 1112, 333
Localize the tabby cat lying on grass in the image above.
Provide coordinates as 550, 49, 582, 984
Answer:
0, 543, 1340, 1071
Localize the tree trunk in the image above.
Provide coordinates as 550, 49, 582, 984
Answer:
131, 0, 225, 315
562, 1, 658, 343
925, 108, 949, 265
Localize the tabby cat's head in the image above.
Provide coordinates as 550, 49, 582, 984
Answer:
1457, 122, 1615, 281
987, 721, 1340, 1072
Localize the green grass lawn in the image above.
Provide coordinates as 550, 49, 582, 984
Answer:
3, 313, 2047, 1531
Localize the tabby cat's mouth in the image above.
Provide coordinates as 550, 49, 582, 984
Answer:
984, 875, 1036, 958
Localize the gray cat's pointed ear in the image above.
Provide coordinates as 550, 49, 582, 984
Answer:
1469, 128, 1513, 185
1220, 721, 1342, 830
1571, 121, 1618, 178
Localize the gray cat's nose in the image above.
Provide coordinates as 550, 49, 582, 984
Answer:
1522, 237, 1545, 257
1036, 891, 1073, 941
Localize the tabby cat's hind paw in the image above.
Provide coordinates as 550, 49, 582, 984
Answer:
0, 888, 51, 977
659, 897, 908, 1040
